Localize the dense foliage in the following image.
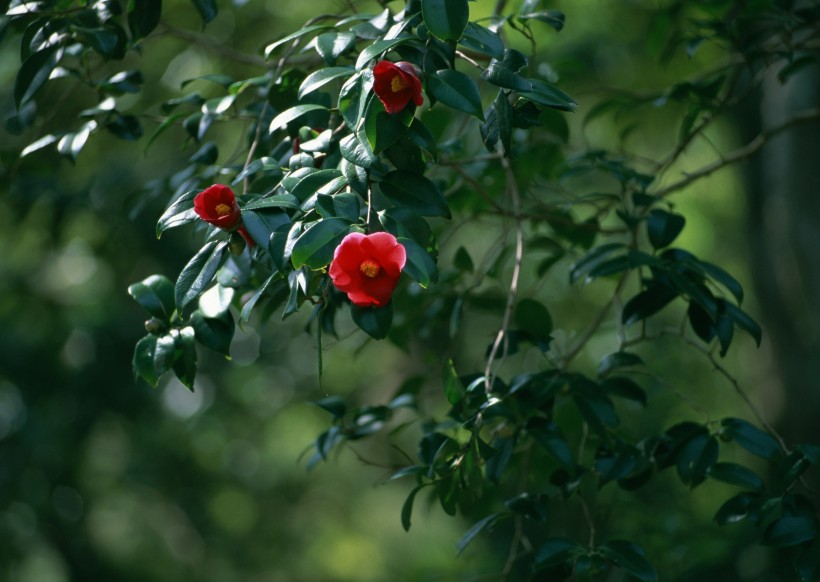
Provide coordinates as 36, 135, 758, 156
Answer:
3, 0, 820, 579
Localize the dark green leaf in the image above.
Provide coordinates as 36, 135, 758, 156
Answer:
190, 0, 216, 25
714, 492, 759, 525
313, 396, 346, 419
315, 31, 356, 64
191, 310, 234, 355
721, 418, 781, 461
514, 298, 552, 340
355, 37, 411, 69
241, 209, 291, 251
399, 237, 437, 288
401, 484, 426, 531
519, 10, 565, 31
519, 79, 576, 111
442, 358, 464, 407
99, 70, 144, 94
534, 538, 579, 569
172, 327, 197, 390
265, 25, 332, 58
128, 274, 176, 320
427, 69, 484, 120
339, 133, 378, 168
106, 113, 142, 140
290, 218, 352, 269
351, 303, 393, 340
132, 335, 160, 386
157, 190, 200, 238
456, 513, 503, 555
676, 434, 718, 488
422, 0, 469, 41
724, 303, 762, 346
481, 49, 531, 92
621, 283, 678, 326
597, 351, 643, 377
527, 418, 574, 469
299, 66, 355, 98
647, 209, 685, 249
175, 241, 228, 310
127, 0, 161, 41
599, 540, 657, 582
459, 21, 504, 58
601, 377, 647, 407
707, 462, 764, 492
242, 194, 300, 212
269, 104, 328, 132
378, 171, 450, 218
763, 516, 819, 548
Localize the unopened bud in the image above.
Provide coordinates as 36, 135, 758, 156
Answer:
144, 317, 166, 335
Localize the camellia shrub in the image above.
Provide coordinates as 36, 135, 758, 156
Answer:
5, 0, 820, 578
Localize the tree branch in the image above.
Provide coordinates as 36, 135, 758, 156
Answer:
654, 108, 820, 198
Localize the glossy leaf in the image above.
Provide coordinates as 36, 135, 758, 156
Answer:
269, 104, 328, 133
351, 303, 393, 340
456, 513, 503, 556
597, 351, 643, 378
527, 418, 574, 469
401, 484, 426, 531
399, 237, 437, 288
762, 516, 819, 548
721, 418, 781, 461
128, 274, 176, 320
519, 79, 577, 111
191, 310, 234, 355
190, 0, 216, 25
647, 209, 685, 249
290, 218, 352, 269
422, 0, 469, 41
707, 462, 764, 492
299, 66, 355, 98
378, 171, 450, 218
599, 540, 657, 582
621, 283, 678, 326
175, 240, 228, 310
514, 298, 552, 340
459, 21, 504, 58
173, 327, 197, 390
127, 0, 161, 41
14, 44, 62, 107
132, 335, 160, 386
533, 538, 579, 569
427, 70, 484, 120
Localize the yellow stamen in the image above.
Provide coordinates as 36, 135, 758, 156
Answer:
214, 203, 232, 216
391, 75, 408, 93
360, 260, 380, 278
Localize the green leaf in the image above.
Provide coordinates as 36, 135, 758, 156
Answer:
190, 0, 216, 25
241, 194, 300, 212
239, 273, 279, 323
290, 218, 352, 269
127, 0, 161, 41
378, 171, 450, 218
697, 260, 744, 305
427, 70, 484, 120
172, 326, 197, 390
601, 377, 647, 407
191, 310, 234, 355
676, 434, 718, 488
763, 516, 819, 548
514, 298, 552, 340
157, 190, 201, 238
534, 538, 579, 569
597, 351, 643, 377
315, 31, 356, 64
299, 66, 355, 99
459, 21, 504, 58
265, 24, 332, 58
599, 540, 657, 582
482, 50, 531, 92
398, 237, 437, 288
456, 513, 503, 556
647, 209, 685, 249
570, 243, 626, 283
105, 113, 143, 140
621, 283, 679, 326
707, 462, 764, 492
313, 396, 347, 419
721, 418, 781, 460
724, 303, 762, 346
527, 418, 574, 469
401, 484, 426, 531
269, 104, 328, 133
57, 121, 96, 163
99, 70, 144, 94
21, 134, 59, 158
519, 10, 565, 31
132, 335, 160, 386
351, 303, 393, 340
339, 133, 378, 168
714, 492, 760, 525
442, 358, 464, 406
422, 0, 469, 41
14, 45, 63, 109
128, 274, 176, 320
153, 333, 176, 379
175, 241, 228, 311
519, 79, 577, 111
355, 37, 412, 70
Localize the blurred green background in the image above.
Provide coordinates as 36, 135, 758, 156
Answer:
1, 0, 818, 579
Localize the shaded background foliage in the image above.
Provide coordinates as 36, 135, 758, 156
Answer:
1, 0, 819, 580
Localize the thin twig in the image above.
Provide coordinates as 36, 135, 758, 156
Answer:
654, 108, 820, 198
484, 153, 523, 394
242, 101, 269, 194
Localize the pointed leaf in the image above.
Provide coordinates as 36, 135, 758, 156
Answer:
175, 240, 228, 310
427, 69, 484, 120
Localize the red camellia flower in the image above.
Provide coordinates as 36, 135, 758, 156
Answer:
194, 184, 242, 230
329, 232, 407, 308
373, 60, 423, 115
